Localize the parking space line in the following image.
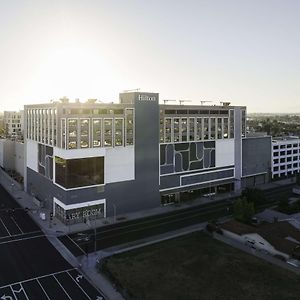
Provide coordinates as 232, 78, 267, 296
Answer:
0, 229, 42, 241
36, 279, 50, 300
21, 283, 30, 300
11, 283, 29, 300
10, 217, 24, 234
66, 234, 87, 256
0, 268, 76, 290
0, 234, 44, 246
0, 217, 11, 236
53, 275, 72, 300
67, 271, 92, 300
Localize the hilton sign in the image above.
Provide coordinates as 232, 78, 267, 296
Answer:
138, 94, 157, 102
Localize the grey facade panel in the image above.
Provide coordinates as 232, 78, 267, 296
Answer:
181, 169, 234, 186
160, 166, 235, 190
242, 136, 272, 180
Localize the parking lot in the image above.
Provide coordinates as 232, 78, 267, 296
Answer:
0, 208, 41, 238
0, 181, 106, 300
0, 185, 41, 239
0, 268, 105, 300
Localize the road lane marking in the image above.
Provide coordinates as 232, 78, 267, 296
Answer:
0, 294, 14, 300
67, 272, 92, 300
0, 218, 11, 236
0, 234, 44, 246
53, 275, 72, 300
10, 284, 29, 300
0, 230, 42, 241
66, 235, 87, 256
10, 217, 23, 234
36, 279, 50, 300
0, 268, 76, 290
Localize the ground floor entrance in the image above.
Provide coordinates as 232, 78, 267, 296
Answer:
53, 197, 106, 224
160, 183, 234, 205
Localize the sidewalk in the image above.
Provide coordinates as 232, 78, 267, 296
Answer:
0, 167, 296, 237
0, 167, 240, 236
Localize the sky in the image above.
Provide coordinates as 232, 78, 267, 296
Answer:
0, 0, 300, 113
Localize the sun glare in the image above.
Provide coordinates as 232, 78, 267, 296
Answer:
31, 45, 120, 102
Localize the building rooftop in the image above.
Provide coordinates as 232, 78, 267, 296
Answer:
272, 136, 300, 142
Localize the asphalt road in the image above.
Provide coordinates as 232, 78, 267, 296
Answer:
0, 184, 105, 300
60, 184, 296, 257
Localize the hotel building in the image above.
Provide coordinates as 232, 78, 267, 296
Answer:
24, 92, 270, 224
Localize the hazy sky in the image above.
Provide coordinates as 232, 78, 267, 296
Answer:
0, 0, 300, 112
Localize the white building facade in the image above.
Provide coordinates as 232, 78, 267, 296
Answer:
272, 137, 300, 179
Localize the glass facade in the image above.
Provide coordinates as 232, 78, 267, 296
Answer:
92, 119, 102, 147
55, 156, 104, 189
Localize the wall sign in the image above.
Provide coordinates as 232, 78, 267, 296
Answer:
138, 94, 156, 102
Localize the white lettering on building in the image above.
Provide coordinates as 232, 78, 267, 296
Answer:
138, 94, 156, 102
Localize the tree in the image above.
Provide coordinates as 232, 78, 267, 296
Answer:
242, 188, 265, 209
233, 197, 255, 224
296, 174, 300, 186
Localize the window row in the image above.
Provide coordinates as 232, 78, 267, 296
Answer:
273, 143, 300, 149
26, 108, 57, 146
61, 111, 134, 149
273, 164, 300, 172
159, 116, 234, 143
273, 156, 300, 164
273, 150, 300, 156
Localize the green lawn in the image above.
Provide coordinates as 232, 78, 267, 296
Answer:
101, 232, 300, 300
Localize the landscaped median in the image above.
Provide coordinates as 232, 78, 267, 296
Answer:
98, 231, 300, 300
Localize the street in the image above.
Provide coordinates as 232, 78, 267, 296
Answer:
0, 184, 105, 300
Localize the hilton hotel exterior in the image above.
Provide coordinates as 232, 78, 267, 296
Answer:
24, 92, 271, 224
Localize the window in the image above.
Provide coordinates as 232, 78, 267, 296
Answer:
229, 110, 234, 138
80, 119, 90, 148
55, 156, 104, 189
104, 119, 113, 147
196, 118, 202, 140
125, 109, 134, 145
217, 118, 222, 139
203, 118, 209, 140
174, 118, 180, 142
61, 119, 66, 149
210, 118, 216, 139
223, 118, 228, 138
114, 118, 124, 146
181, 118, 187, 142
92, 119, 102, 147
189, 118, 195, 141
68, 119, 78, 149
164, 118, 172, 143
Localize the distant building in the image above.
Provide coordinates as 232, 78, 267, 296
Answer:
272, 136, 300, 179
4, 110, 24, 140
0, 139, 24, 176
23, 92, 271, 224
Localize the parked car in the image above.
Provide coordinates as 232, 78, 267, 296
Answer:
74, 233, 90, 242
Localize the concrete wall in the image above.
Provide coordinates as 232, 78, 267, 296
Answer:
241, 136, 271, 188
14, 141, 24, 176
0, 139, 24, 176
